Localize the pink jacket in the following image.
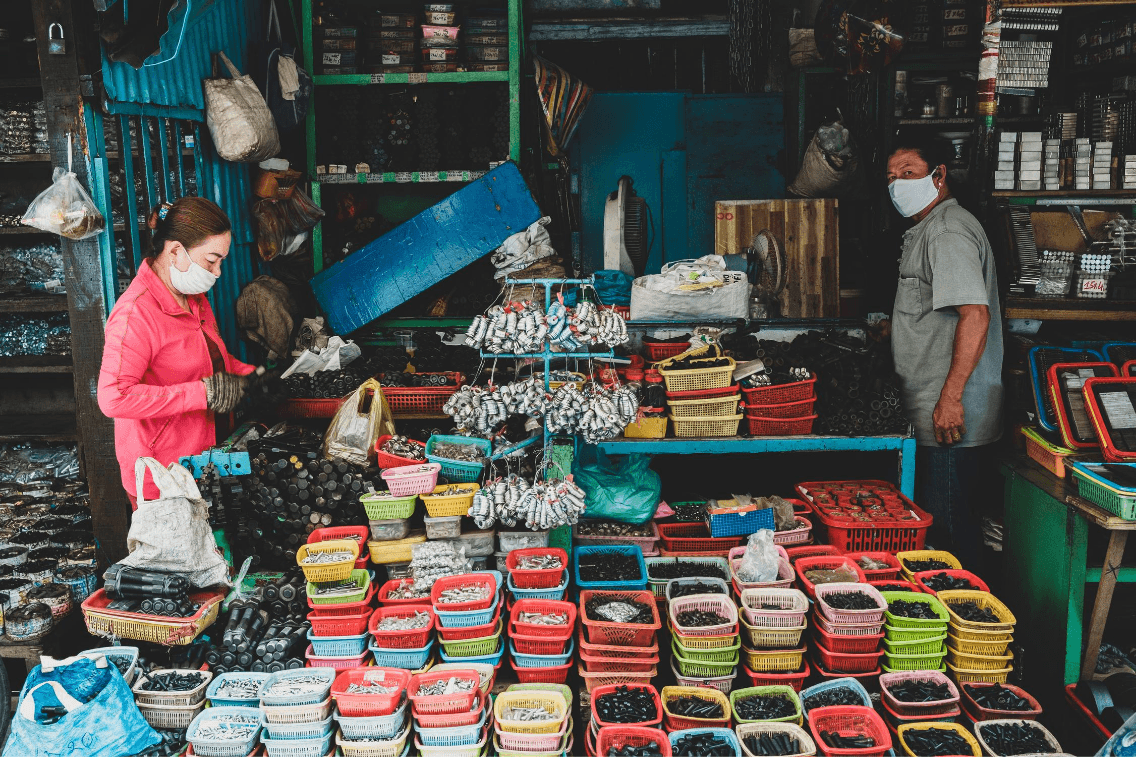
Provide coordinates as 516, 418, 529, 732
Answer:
98, 260, 254, 502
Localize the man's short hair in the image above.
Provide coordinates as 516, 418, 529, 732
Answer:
890, 136, 952, 172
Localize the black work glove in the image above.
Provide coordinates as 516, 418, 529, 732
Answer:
202, 371, 255, 414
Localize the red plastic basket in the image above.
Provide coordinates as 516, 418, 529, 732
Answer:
379, 373, 464, 415
596, 726, 672, 757
811, 654, 881, 687
375, 434, 428, 469
308, 525, 369, 570
814, 640, 885, 674
656, 523, 743, 553
869, 580, 917, 593
276, 396, 348, 418
580, 590, 661, 647
747, 413, 817, 436
795, 556, 868, 599
745, 397, 817, 419
409, 670, 480, 714
580, 650, 659, 673
376, 579, 430, 607
807, 706, 891, 756
911, 569, 990, 596
331, 668, 411, 717
309, 606, 372, 637
959, 683, 1042, 721
843, 552, 902, 581
786, 544, 842, 564
368, 605, 435, 649
1126, 360, 1136, 377
438, 605, 502, 642
578, 627, 660, 659
879, 695, 960, 729
430, 573, 496, 612
879, 671, 960, 718
644, 341, 692, 361
666, 384, 741, 401
510, 599, 577, 638
307, 581, 377, 612
741, 374, 817, 405
413, 689, 487, 728
513, 659, 573, 685
506, 548, 568, 589
591, 684, 663, 728
795, 480, 933, 553
743, 659, 811, 692
512, 630, 571, 655
814, 625, 883, 655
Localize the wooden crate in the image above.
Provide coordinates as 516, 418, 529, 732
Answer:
713, 198, 839, 318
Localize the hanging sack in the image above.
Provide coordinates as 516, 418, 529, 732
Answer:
118, 458, 231, 589
204, 51, 281, 163
21, 135, 105, 240
264, 0, 312, 132
323, 378, 396, 467
4, 660, 159, 757
787, 119, 860, 198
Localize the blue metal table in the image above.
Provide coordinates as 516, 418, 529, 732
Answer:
595, 434, 918, 499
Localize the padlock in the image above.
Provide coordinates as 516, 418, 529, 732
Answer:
47, 24, 65, 55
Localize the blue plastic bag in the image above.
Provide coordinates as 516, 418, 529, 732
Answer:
572, 447, 660, 524
593, 269, 633, 306
4, 657, 160, 757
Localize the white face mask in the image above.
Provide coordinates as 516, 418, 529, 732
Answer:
888, 171, 940, 218
168, 248, 218, 295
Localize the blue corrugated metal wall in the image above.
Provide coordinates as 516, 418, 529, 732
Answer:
93, 0, 264, 359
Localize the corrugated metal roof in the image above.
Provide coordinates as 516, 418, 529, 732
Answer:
101, 0, 259, 120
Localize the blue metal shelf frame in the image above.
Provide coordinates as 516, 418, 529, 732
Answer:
596, 434, 918, 500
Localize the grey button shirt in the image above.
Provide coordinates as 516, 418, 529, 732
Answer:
892, 198, 1004, 447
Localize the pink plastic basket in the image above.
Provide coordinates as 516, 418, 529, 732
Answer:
814, 583, 887, 625
879, 670, 960, 717
668, 594, 739, 637
303, 644, 369, 670
379, 463, 441, 496
772, 516, 814, 546
813, 611, 885, 638
738, 588, 809, 628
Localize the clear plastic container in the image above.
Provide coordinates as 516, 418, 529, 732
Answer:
498, 530, 549, 552
456, 529, 495, 557
384, 561, 412, 581
424, 515, 462, 540
493, 552, 510, 573
469, 555, 489, 571
370, 519, 412, 541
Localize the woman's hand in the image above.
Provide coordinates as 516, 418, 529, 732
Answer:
202, 371, 253, 414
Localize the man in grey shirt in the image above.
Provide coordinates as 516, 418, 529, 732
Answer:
886, 137, 1003, 569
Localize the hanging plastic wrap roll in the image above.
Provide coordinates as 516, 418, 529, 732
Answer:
469, 475, 586, 530
464, 299, 628, 352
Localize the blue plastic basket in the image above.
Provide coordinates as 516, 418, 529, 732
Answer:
413, 707, 488, 746
435, 592, 501, 629
263, 715, 334, 741
507, 569, 568, 601
707, 506, 776, 538
1028, 345, 1103, 432
370, 638, 435, 669
509, 637, 575, 668
335, 702, 409, 741
306, 629, 369, 657
186, 707, 264, 757
1103, 342, 1136, 366
426, 435, 491, 483
438, 639, 504, 667
206, 671, 268, 708
260, 730, 334, 757
799, 678, 872, 718
668, 727, 742, 755
574, 545, 647, 592
474, 569, 504, 593
260, 669, 335, 707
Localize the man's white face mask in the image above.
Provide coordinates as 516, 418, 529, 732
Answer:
889, 169, 940, 218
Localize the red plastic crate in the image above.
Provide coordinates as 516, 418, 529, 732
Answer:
843, 552, 902, 581
375, 434, 428, 469
308, 525, 369, 570
513, 659, 573, 685
512, 630, 571, 655
580, 650, 659, 673
412, 689, 487, 728
376, 579, 430, 607
807, 705, 891, 756
795, 556, 868, 599
1125, 360, 1136, 377
911, 569, 990, 596
741, 374, 817, 406
430, 573, 496, 612
409, 670, 480, 714
960, 683, 1042, 721
578, 626, 659, 659
747, 413, 817, 436
506, 547, 569, 589
1078, 376, 1136, 462
331, 668, 411, 717
745, 397, 818, 419
666, 384, 741, 401
813, 640, 885, 674
368, 605, 435, 649
644, 340, 692, 361
814, 625, 884, 655
378, 372, 464, 415
309, 606, 372, 637
580, 590, 661, 647
276, 396, 348, 418
656, 522, 743, 553
596, 726, 671, 757
510, 599, 576, 638
742, 659, 811, 692
795, 479, 933, 553
591, 684, 663, 728
786, 544, 842, 564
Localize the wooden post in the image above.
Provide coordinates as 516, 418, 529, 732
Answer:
32, 0, 130, 563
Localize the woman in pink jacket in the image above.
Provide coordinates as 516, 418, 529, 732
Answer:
98, 197, 257, 507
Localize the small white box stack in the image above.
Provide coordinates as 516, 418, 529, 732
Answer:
1124, 155, 1136, 190
996, 132, 1017, 191
1043, 139, 1061, 191
1094, 141, 1113, 189
1074, 138, 1092, 191
1018, 132, 1043, 191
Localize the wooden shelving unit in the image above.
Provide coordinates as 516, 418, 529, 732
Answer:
1004, 297, 1136, 322
0, 294, 68, 313
0, 356, 73, 374
0, 415, 77, 443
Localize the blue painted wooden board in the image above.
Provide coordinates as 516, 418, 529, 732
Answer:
309, 162, 541, 334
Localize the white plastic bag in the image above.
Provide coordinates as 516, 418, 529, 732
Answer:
735, 529, 779, 583
22, 167, 105, 240
120, 458, 231, 589
280, 336, 361, 378
630, 255, 750, 321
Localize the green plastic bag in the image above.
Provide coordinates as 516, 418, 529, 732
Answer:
572, 447, 660, 524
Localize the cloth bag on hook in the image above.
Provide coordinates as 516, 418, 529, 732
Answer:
204, 51, 281, 162
119, 458, 231, 589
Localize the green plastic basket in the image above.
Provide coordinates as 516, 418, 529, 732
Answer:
360, 493, 417, 521
673, 635, 741, 663
307, 569, 370, 606
880, 591, 949, 629
882, 662, 946, 674
883, 623, 948, 643
440, 623, 503, 657
882, 651, 947, 672
672, 641, 739, 678
883, 634, 947, 656
1071, 463, 1136, 520
730, 686, 801, 725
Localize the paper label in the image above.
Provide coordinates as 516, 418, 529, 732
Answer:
1101, 391, 1136, 430
395, 171, 412, 182
1081, 277, 1107, 293
382, 55, 401, 65
429, 49, 448, 61
322, 52, 341, 66
408, 72, 428, 84
370, 73, 386, 84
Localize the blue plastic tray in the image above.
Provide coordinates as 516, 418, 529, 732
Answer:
335, 702, 409, 741
509, 637, 574, 668
426, 435, 491, 483
507, 570, 569, 601
187, 707, 264, 757
668, 728, 741, 755
574, 545, 647, 592
206, 671, 268, 708
413, 707, 488, 746
1028, 345, 1103, 432
369, 639, 435, 669
307, 629, 369, 657
799, 677, 872, 718
1103, 342, 1136, 367
707, 506, 776, 538
260, 668, 335, 707
260, 730, 334, 757
435, 591, 501, 629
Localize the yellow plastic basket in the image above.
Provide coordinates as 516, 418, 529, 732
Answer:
82, 592, 222, 646
668, 393, 741, 418
897, 550, 961, 582
296, 539, 360, 582
367, 531, 427, 564
740, 616, 808, 650
898, 723, 980, 757
658, 354, 737, 394
947, 632, 1011, 657
669, 413, 743, 438
946, 646, 1013, 671
743, 646, 805, 673
945, 660, 1012, 685
661, 685, 730, 726
494, 691, 568, 734
947, 623, 1014, 644
542, 371, 588, 391
623, 417, 668, 439
938, 590, 1016, 632
737, 722, 817, 757
420, 483, 479, 518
